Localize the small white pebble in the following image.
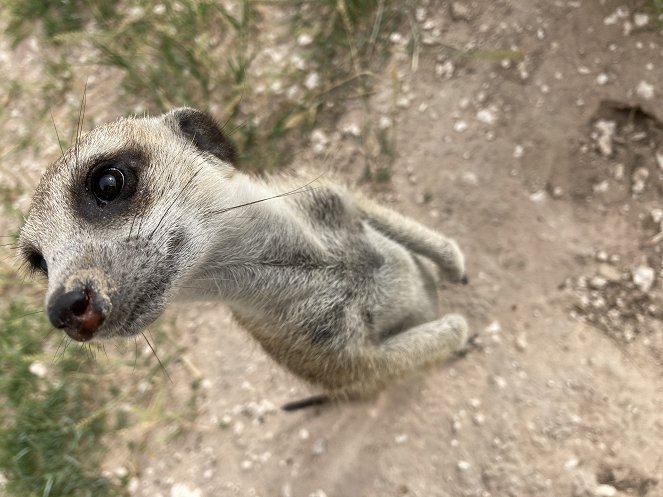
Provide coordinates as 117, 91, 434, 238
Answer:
453, 120, 468, 133
493, 376, 507, 389
304, 72, 320, 90
476, 108, 497, 125
341, 123, 361, 137
513, 145, 524, 158
171, 483, 202, 497
312, 439, 326, 455
473, 413, 486, 425
395, 434, 408, 444
485, 321, 501, 334
29, 362, 48, 378
636, 80, 655, 100
297, 33, 313, 46
596, 73, 609, 85
457, 460, 471, 471
128, 477, 140, 493
633, 266, 655, 292
378, 116, 393, 129
595, 484, 617, 497
515, 334, 528, 351
529, 190, 546, 202
634, 13, 649, 27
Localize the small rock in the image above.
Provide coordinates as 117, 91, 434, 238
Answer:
341, 123, 361, 137
450, 2, 471, 21
473, 413, 486, 425
493, 376, 507, 389
461, 172, 479, 186
656, 151, 663, 172
299, 428, 310, 440
594, 484, 617, 497
598, 264, 621, 282
636, 80, 655, 100
378, 116, 393, 129
596, 73, 609, 85
633, 13, 649, 27
485, 321, 501, 334
453, 120, 468, 133
633, 265, 655, 292
171, 483, 202, 497
651, 208, 663, 223
589, 276, 608, 290
435, 60, 455, 79
457, 460, 471, 471
310, 129, 329, 155
389, 32, 404, 44
476, 108, 497, 125
513, 145, 524, 158
594, 120, 617, 157
529, 190, 546, 202
395, 434, 408, 444
304, 72, 320, 90
297, 33, 313, 46
309, 491, 328, 497
312, 439, 326, 455
127, 477, 140, 494
631, 166, 649, 194
29, 361, 48, 378
595, 250, 609, 262
515, 334, 528, 351
564, 457, 579, 471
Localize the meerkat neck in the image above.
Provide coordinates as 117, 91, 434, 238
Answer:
177, 173, 321, 306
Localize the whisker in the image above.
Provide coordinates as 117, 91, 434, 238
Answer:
141, 331, 171, 382
208, 176, 325, 217
50, 110, 65, 156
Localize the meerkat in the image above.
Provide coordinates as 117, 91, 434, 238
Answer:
19, 108, 470, 407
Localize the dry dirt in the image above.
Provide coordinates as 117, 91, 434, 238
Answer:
3, 1, 663, 497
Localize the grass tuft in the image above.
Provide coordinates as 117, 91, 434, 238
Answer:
0, 302, 125, 497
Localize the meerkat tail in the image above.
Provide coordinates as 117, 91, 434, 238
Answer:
281, 394, 331, 412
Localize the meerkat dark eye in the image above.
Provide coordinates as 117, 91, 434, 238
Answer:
27, 251, 48, 276
90, 166, 125, 203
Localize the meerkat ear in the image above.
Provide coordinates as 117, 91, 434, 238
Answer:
166, 108, 237, 164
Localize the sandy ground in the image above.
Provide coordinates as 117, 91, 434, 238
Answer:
3, 1, 663, 497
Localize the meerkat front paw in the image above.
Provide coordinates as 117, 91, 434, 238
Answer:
441, 239, 467, 283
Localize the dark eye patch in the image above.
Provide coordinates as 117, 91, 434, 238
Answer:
23, 247, 48, 276
73, 149, 145, 224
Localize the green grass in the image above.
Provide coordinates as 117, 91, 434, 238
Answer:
0, 302, 126, 497
4, 0, 407, 172
0, 1, 413, 494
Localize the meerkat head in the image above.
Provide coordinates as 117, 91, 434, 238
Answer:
19, 108, 237, 342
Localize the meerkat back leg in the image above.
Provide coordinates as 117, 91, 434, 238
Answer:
341, 314, 470, 398
355, 196, 467, 283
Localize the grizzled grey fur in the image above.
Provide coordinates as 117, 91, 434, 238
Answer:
19, 108, 469, 400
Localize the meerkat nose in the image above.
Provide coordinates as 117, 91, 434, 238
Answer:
47, 287, 105, 342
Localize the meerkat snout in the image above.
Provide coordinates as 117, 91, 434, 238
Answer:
20, 107, 472, 402
47, 286, 107, 342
